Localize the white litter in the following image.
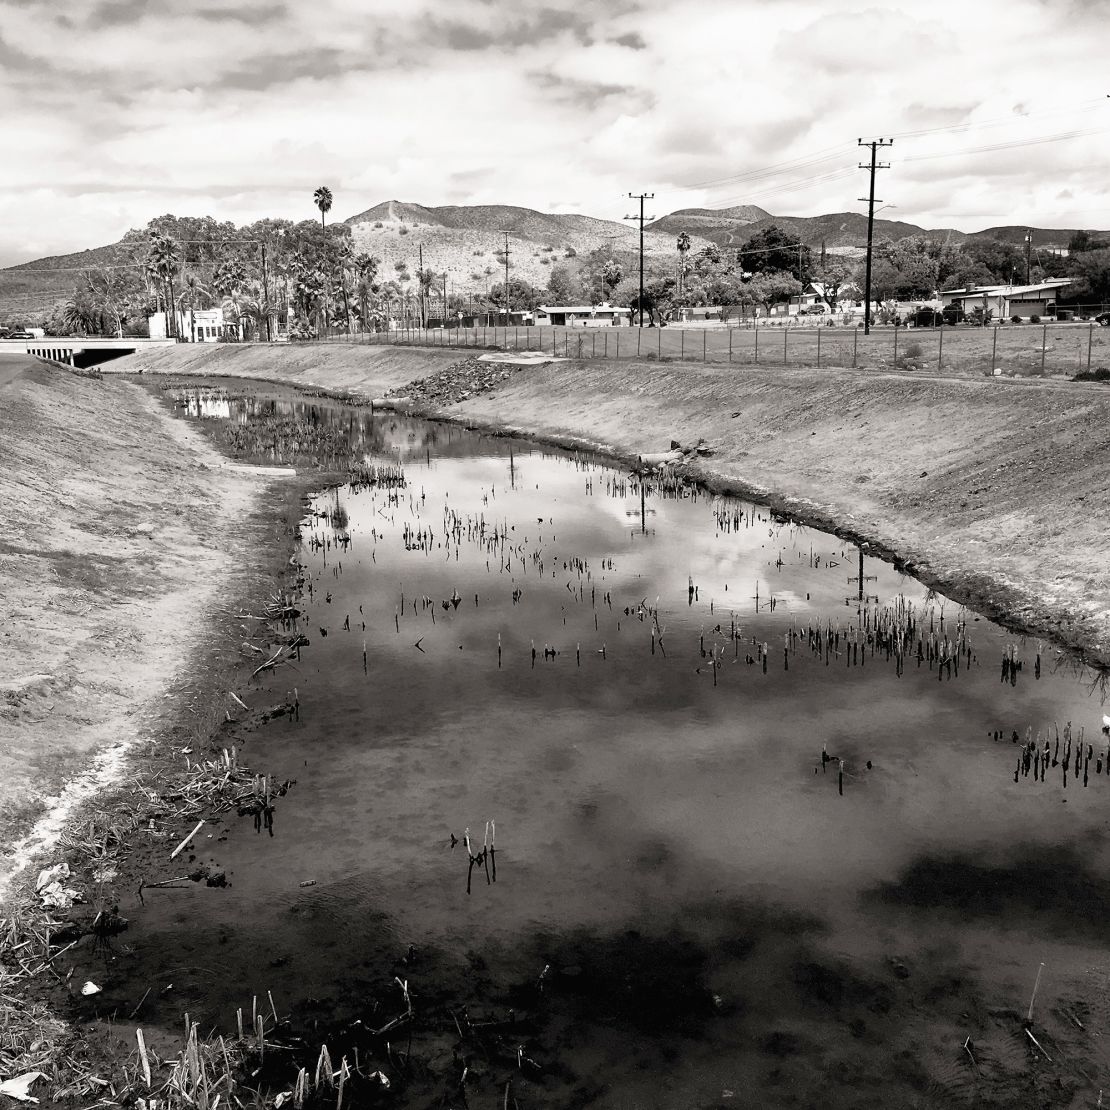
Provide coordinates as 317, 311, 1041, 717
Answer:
0, 1071, 46, 1101
81, 981, 102, 996
35, 862, 82, 909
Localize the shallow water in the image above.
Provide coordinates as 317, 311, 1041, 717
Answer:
89, 380, 1110, 1106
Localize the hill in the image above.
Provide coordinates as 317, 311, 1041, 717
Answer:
343, 200, 711, 291
647, 205, 771, 239
648, 209, 968, 253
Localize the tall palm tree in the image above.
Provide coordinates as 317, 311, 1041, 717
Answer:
147, 233, 182, 338
178, 273, 213, 341
677, 232, 691, 296
313, 186, 333, 230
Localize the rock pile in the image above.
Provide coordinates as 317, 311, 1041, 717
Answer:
388, 356, 539, 407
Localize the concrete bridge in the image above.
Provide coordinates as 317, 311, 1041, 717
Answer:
0, 336, 176, 368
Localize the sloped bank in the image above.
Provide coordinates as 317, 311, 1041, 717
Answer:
117, 342, 1110, 666
0, 357, 299, 894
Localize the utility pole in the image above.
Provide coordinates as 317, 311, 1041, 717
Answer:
418, 243, 425, 328
625, 192, 655, 326
496, 230, 512, 325
858, 138, 893, 335
1024, 230, 1033, 284
260, 240, 271, 342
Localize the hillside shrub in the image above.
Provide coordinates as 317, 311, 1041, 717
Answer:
373, 221, 383, 228
1074, 367, 1110, 381
1011, 315, 1022, 324
564, 247, 577, 258
1030, 314, 1040, 324
399, 225, 409, 236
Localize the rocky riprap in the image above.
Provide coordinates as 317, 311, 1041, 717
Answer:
387, 356, 541, 407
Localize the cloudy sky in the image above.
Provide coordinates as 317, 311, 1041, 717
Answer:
0, 0, 1107, 266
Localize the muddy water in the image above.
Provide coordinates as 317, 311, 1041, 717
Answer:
94, 382, 1110, 1106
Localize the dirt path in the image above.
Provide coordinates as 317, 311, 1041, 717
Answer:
0, 359, 292, 896
119, 342, 1110, 665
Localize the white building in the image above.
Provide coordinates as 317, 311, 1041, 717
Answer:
939, 279, 1074, 320
533, 304, 630, 327
148, 308, 243, 342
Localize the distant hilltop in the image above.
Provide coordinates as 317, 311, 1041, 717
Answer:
340, 200, 701, 289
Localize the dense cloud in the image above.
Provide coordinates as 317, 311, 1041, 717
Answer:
0, 0, 1107, 265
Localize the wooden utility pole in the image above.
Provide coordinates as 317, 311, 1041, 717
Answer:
858, 138, 893, 335
496, 231, 512, 325
625, 192, 655, 326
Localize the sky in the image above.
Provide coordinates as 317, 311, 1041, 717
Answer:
0, 0, 1108, 266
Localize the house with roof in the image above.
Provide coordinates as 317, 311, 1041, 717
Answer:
939, 279, 1074, 320
534, 304, 630, 327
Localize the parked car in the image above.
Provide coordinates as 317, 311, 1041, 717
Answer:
941, 304, 966, 326
8, 330, 33, 339
1095, 311, 1110, 327
908, 307, 943, 327
798, 303, 827, 315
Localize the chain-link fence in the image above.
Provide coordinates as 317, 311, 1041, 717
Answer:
318, 320, 1110, 379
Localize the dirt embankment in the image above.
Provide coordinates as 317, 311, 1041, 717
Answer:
0, 357, 296, 896
119, 343, 1110, 665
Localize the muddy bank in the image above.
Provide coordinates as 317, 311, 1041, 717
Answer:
0, 358, 297, 895
120, 343, 1110, 665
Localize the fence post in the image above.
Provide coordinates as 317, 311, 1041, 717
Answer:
728, 328, 733, 363
783, 326, 788, 365
658, 326, 662, 358
616, 331, 620, 358
703, 330, 707, 362
578, 335, 583, 359
680, 330, 685, 359
553, 329, 557, 356
604, 331, 608, 358
755, 324, 759, 365
1041, 324, 1047, 375
852, 326, 858, 368
893, 325, 898, 366
637, 329, 641, 357
816, 324, 821, 368
1088, 322, 1094, 375
938, 324, 943, 372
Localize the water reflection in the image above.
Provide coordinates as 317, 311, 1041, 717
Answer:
127, 380, 1110, 1105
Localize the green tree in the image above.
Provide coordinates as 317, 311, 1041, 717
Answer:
744, 272, 803, 315
812, 257, 857, 310
738, 226, 810, 281
544, 264, 583, 305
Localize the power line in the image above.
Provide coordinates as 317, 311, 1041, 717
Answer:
903, 127, 1099, 163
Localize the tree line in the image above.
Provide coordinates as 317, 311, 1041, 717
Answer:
13, 190, 1110, 338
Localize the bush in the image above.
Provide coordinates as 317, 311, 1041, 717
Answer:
1074, 367, 1110, 381
1011, 315, 1022, 324
398, 225, 409, 236
904, 341, 923, 359
373, 220, 383, 228
564, 246, 577, 258
1030, 314, 1041, 324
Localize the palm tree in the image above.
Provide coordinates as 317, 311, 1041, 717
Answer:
178, 274, 213, 341
313, 186, 333, 230
677, 232, 691, 296
146, 232, 182, 337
